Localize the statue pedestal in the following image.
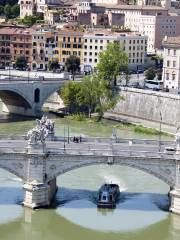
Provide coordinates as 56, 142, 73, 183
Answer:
23, 181, 49, 209
27, 143, 46, 154
46, 132, 55, 141
170, 188, 180, 214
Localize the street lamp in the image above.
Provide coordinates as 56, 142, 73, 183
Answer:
159, 111, 162, 152
64, 125, 66, 151
158, 98, 162, 152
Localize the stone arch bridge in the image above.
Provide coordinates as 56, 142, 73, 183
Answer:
0, 136, 180, 214
0, 78, 65, 116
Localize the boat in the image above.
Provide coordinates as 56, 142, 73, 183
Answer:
97, 183, 120, 208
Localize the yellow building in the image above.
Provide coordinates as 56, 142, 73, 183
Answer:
57, 28, 84, 68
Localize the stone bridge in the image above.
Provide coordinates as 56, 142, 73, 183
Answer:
0, 78, 65, 116
0, 134, 180, 214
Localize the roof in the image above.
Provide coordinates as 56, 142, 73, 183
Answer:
84, 29, 146, 38
163, 36, 180, 47
96, 3, 168, 11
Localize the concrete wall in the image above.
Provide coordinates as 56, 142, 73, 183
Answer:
111, 88, 180, 126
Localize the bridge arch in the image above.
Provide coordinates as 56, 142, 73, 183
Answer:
0, 89, 32, 108
0, 164, 24, 180
47, 159, 175, 188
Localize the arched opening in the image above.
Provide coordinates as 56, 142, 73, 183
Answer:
34, 88, 40, 103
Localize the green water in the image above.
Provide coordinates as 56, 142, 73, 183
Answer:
0, 115, 179, 240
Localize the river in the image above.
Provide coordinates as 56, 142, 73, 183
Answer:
0, 113, 179, 240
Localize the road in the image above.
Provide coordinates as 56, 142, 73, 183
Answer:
0, 137, 174, 156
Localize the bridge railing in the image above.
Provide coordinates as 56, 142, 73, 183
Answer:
53, 136, 174, 146
46, 147, 176, 160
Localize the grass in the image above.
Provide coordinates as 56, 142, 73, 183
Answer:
134, 125, 170, 136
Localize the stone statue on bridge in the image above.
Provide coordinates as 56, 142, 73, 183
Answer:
175, 123, 180, 152
27, 115, 55, 145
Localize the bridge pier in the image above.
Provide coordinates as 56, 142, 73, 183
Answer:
170, 189, 180, 214
2, 103, 42, 117
23, 142, 57, 209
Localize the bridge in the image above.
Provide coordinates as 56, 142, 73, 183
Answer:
0, 126, 180, 214
0, 77, 66, 116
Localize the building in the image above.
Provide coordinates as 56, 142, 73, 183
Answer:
32, 26, 59, 70
57, 28, 84, 68
19, 0, 37, 18
11, 28, 33, 68
0, 27, 33, 68
0, 28, 14, 68
162, 36, 180, 89
83, 29, 147, 70
105, 5, 180, 53
78, 5, 125, 27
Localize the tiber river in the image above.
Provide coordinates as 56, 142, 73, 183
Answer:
0, 113, 179, 240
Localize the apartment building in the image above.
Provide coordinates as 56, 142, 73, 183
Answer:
32, 26, 58, 70
11, 28, 33, 67
0, 28, 14, 68
0, 27, 33, 68
105, 5, 180, 54
57, 28, 84, 67
162, 36, 180, 89
83, 30, 147, 70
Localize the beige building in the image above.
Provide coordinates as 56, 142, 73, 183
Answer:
105, 5, 180, 54
57, 28, 84, 68
162, 36, 180, 89
19, 0, 36, 18
83, 30, 147, 71
32, 26, 58, 70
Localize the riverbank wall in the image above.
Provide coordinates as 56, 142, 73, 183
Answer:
110, 88, 180, 128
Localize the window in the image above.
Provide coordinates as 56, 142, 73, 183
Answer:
167, 60, 170, 67
168, 49, 170, 55
174, 50, 176, 56
172, 73, 176, 80
100, 46, 103, 50
166, 73, 169, 80
173, 61, 176, 67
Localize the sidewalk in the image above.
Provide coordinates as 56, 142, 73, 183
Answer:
104, 112, 176, 135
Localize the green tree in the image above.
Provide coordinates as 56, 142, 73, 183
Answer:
15, 56, 27, 70
61, 74, 120, 120
145, 67, 156, 80
4, 4, 11, 19
11, 4, 20, 18
61, 81, 81, 114
48, 59, 59, 71
0, 6, 4, 15
21, 15, 43, 26
96, 42, 128, 86
65, 55, 80, 78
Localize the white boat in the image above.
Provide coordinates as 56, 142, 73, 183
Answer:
97, 183, 120, 208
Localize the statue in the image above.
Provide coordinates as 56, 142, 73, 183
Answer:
175, 123, 180, 151
27, 115, 54, 145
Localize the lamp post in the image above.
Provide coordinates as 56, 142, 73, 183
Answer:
158, 98, 162, 152
64, 125, 66, 151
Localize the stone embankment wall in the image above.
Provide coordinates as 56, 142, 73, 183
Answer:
111, 88, 180, 126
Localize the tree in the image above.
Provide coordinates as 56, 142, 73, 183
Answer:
96, 42, 128, 86
0, 6, 4, 15
15, 56, 27, 70
21, 15, 43, 26
61, 81, 81, 114
65, 55, 80, 78
4, 4, 11, 19
48, 59, 59, 71
61, 74, 120, 120
145, 67, 156, 80
11, 4, 20, 18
